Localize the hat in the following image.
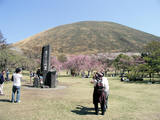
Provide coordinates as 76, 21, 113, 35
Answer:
15, 68, 22, 73
96, 72, 103, 77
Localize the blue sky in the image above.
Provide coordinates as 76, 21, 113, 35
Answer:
0, 0, 160, 43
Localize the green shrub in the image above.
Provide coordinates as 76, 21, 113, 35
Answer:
126, 71, 143, 81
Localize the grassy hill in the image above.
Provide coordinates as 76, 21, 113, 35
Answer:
13, 21, 160, 56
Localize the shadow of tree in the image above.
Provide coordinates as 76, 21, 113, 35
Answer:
22, 84, 34, 88
0, 99, 11, 103
71, 105, 95, 115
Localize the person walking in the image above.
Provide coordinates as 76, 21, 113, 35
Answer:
0, 70, 5, 95
11, 68, 23, 103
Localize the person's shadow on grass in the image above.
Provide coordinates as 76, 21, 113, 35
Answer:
71, 105, 95, 115
0, 99, 11, 103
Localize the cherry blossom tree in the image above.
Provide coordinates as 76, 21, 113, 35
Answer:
50, 56, 62, 71
62, 55, 104, 76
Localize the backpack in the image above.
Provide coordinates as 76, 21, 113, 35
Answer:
11, 75, 14, 81
0, 74, 4, 84
95, 79, 104, 92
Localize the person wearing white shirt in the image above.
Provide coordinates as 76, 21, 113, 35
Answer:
11, 68, 22, 103
102, 76, 109, 110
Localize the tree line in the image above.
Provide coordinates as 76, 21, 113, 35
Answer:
0, 31, 38, 71
51, 41, 160, 82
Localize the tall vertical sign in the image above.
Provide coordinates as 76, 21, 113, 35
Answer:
41, 45, 51, 82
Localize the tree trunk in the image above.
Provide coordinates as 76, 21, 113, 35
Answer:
114, 70, 117, 76
149, 73, 152, 82
88, 71, 90, 77
105, 71, 107, 76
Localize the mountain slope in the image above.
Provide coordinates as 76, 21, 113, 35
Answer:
13, 21, 160, 56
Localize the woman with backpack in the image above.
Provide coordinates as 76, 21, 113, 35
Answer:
91, 72, 109, 115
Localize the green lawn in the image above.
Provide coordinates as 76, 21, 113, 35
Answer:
0, 75, 160, 120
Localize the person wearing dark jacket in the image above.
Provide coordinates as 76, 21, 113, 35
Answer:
91, 72, 107, 115
0, 70, 5, 95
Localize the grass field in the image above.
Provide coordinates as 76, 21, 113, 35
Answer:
0, 74, 160, 120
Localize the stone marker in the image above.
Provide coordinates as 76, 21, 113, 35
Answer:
45, 71, 58, 88
41, 45, 51, 82
40, 45, 58, 88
